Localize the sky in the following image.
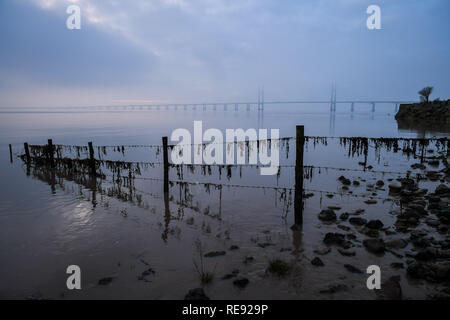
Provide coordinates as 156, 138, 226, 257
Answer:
0, 0, 449, 108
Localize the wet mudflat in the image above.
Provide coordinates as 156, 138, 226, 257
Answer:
0, 107, 449, 300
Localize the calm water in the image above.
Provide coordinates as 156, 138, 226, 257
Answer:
0, 104, 448, 299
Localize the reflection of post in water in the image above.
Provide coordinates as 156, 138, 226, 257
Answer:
162, 136, 170, 242
9, 144, 13, 163
293, 125, 304, 227
90, 174, 97, 208
24, 142, 31, 176
47, 139, 54, 167
88, 141, 96, 176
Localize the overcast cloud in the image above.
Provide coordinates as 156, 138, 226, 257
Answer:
0, 0, 449, 107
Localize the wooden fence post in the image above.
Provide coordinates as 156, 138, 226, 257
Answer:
24, 142, 31, 164
9, 144, 13, 163
47, 139, 54, 167
294, 125, 305, 226
88, 141, 96, 175
162, 137, 169, 194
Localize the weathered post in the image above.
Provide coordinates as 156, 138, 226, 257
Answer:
162, 136, 169, 194
9, 144, 13, 163
294, 125, 305, 226
88, 141, 96, 175
47, 139, 54, 167
24, 142, 31, 164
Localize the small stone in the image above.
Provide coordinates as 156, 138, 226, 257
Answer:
338, 249, 356, 257
313, 247, 331, 255
376, 276, 402, 300
385, 239, 408, 249
339, 212, 349, 221
319, 284, 349, 294
389, 183, 402, 194
349, 217, 367, 226
376, 180, 385, 187
229, 245, 239, 251
415, 248, 438, 261
366, 220, 384, 230
391, 262, 404, 269
435, 184, 450, 195
98, 277, 114, 286
363, 239, 386, 254
233, 277, 250, 289
204, 251, 226, 257
184, 288, 210, 300
338, 225, 350, 231
243, 256, 254, 264
257, 243, 274, 248
318, 209, 337, 222
311, 257, 324, 267
344, 264, 363, 274
338, 176, 351, 185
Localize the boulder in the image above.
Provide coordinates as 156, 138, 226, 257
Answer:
184, 288, 210, 300
318, 209, 337, 222
366, 220, 384, 230
363, 239, 386, 254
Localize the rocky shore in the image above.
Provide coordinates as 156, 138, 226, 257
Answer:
395, 100, 450, 130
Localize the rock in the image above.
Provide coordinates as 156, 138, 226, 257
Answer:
338, 225, 350, 231
311, 257, 324, 267
366, 220, 384, 230
313, 247, 331, 255
399, 178, 417, 190
363, 239, 386, 254
353, 181, 360, 186
204, 251, 226, 257
222, 269, 239, 280
376, 180, 385, 187
385, 239, 408, 249
411, 163, 426, 170
233, 277, 250, 289
339, 212, 349, 221
243, 256, 254, 264
426, 171, 441, 181
338, 249, 356, 257
376, 276, 402, 300
436, 184, 450, 195
389, 183, 402, 195
415, 248, 438, 261
338, 176, 351, 185
364, 199, 378, 205
328, 206, 342, 211
319, 284, 349, 294
391, 262, 404, 269
428, 159, 440, 166
349, 217, 367, 226
344, 264, 363, 274
364, 228, 380, 238
412, 237, 430, 248
257, 243, 274, 248
98, 277, 114, 286
323, 232, 347, 246
318, 209, 337, 222
229, 245, 239, 251
184, 288, 210, 300
407, 263, 428, 279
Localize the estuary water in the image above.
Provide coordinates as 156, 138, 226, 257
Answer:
0, 103, 448, 300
